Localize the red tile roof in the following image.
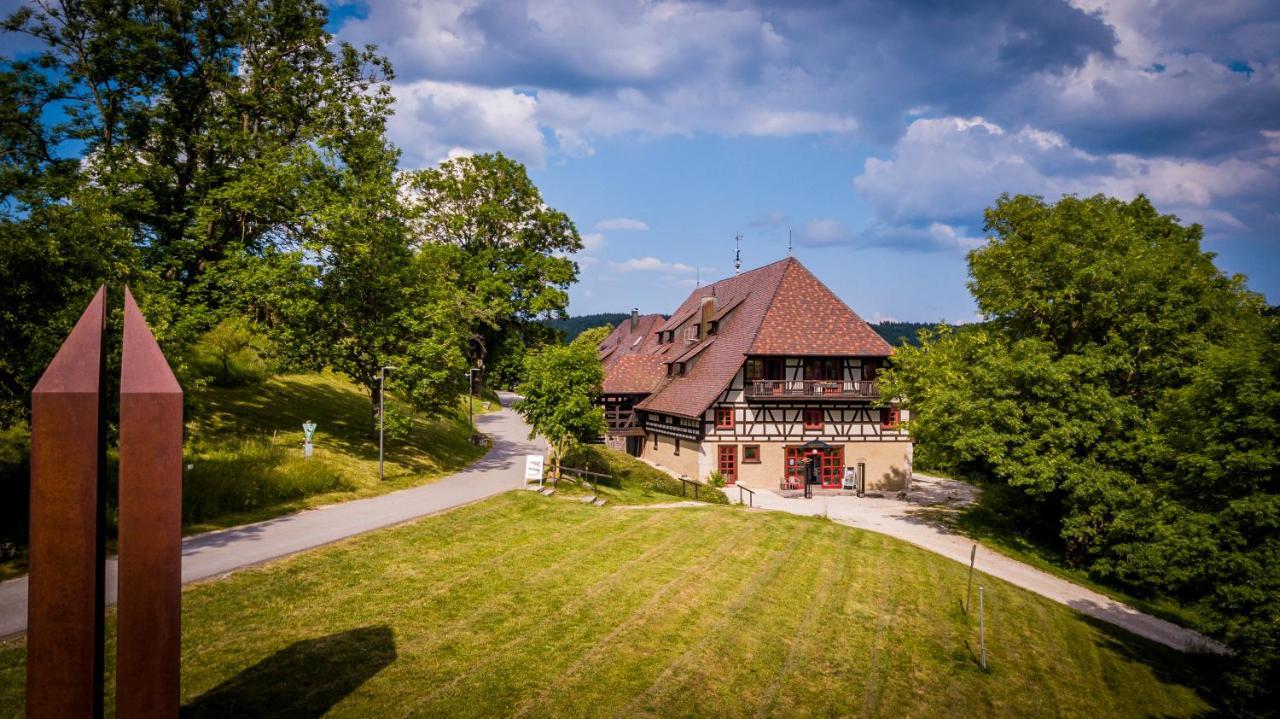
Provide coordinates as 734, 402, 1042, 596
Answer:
597, 313, 664, 369
602, 355, 667, 394
613, 257, 891, 419
751, 260, 894, 356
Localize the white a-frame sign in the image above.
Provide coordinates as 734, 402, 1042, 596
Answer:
524, 454, 545, 486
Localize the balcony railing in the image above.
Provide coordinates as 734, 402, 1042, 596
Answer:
745, 379, 878, 400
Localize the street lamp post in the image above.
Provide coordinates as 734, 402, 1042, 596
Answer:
379, 365, 396, 482
466, 368, 478, 431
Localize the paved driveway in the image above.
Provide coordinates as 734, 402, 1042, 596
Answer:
0, 392, 544, 639
728, 474, 1224, 654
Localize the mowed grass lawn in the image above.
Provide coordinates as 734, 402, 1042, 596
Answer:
0, 493, 1212, 717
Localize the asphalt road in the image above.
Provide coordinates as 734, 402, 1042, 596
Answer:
0, 392, 544, 639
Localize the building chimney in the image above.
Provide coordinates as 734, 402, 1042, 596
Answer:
700, 295, 716, 338
630, 308, 638, 331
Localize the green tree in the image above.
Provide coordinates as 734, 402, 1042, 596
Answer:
402, 153, 582, 371
0, 0, 400, 387
193, 316, 266, 385
515, 327, 608, 481
880, 193, 1279, 709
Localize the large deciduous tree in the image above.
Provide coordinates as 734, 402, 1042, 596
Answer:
881, 193, 1278, 710
0, 0, 405, 424
402, 152, 582, 377
515, 327, 607, 481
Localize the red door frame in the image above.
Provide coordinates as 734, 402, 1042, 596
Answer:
785, 445, 844, 489
718, 445, 737, 485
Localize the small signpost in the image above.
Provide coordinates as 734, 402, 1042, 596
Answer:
524, 454, 545, 486
302, 420, 317, 458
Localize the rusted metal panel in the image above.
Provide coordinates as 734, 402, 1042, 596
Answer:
116, 288, 183, 719
27, 285, 107, 719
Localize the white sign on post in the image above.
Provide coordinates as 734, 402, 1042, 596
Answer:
524, 454, 545, 486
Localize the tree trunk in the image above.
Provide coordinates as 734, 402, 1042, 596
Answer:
370, 383, 382, 438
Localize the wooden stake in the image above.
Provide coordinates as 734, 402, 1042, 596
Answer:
979, 585, 987, 670
965, 543, 977, 614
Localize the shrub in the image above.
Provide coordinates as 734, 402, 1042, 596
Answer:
183, 437, 351, 523
707, 470, 727, 488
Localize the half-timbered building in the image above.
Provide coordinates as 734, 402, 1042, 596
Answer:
598, 257, 912, 493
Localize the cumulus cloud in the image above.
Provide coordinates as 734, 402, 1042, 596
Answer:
388, 80, 545, 168
852, 115, 1279, 248
609, 256, 695, 273
595, 218, 650, 231
580, 232, 606, 252
337, 0, 1118, 161
332, 0, 1280, 251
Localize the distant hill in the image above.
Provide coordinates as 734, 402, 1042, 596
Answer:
543, 313, 631, 342
873, 321, 939, 347
548, 314, 950, 347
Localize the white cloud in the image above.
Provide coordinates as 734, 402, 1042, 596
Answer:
795, 219, 854, 247
609, 257, 695, 272
580, 232, 606, 252
853, 115, 1279, 245
388, 80, 545, 168
595, 218, 650, 231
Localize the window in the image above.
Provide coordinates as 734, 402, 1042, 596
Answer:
803, 408, 824, 431
742, 445, 760, 463
804, 358, 842, 381
715, 407, 734, 430
718, 445, 737, 484
745, 359, 763, 382
862, 359, 880, 381
880, 407, 900, 430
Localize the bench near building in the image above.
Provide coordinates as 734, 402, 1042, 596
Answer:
598, 257, 912, 494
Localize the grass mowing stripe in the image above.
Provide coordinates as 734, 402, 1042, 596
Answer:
177, 497, 575, 660
619, 521, 825, 716
420, 512, 763, 717
535, 516, 818, 718
379, 506, 729, 717
753, 546, 848, 717
505, 514, 776, 718
349, 506, 688, 662
858, 539, 902, 717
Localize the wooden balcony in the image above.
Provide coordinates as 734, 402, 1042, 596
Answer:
745, 379, 878, 401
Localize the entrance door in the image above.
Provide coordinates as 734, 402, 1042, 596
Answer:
785, 446, 844, 489
718, 445, 737, 484
819, 448, 844, 488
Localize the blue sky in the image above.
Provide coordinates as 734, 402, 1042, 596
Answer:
122, 2, 1280, 320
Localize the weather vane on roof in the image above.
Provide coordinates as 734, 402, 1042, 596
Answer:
788, 228, 793, 256
735, 234, 742, 275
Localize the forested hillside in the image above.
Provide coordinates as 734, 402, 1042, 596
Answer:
543, 313, 631, 341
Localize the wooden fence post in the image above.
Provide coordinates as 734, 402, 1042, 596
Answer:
116, 288, 184, 718
27, 286, 107, 719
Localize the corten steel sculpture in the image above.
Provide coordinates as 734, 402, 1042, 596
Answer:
116, 288, 183, 718
26, 286, 183, 719
27, 286, 107, 719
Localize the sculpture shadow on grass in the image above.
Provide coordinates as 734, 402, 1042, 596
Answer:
182, 625, 396, 719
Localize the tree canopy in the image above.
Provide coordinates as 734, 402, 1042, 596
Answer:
515, 327, 608, 479
881, 193, 1279, 709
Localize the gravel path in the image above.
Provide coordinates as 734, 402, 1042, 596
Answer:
0, 392, 544, 639
726, 475, 1225, 654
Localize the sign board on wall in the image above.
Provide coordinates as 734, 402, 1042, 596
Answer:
524, 454, 545, 485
